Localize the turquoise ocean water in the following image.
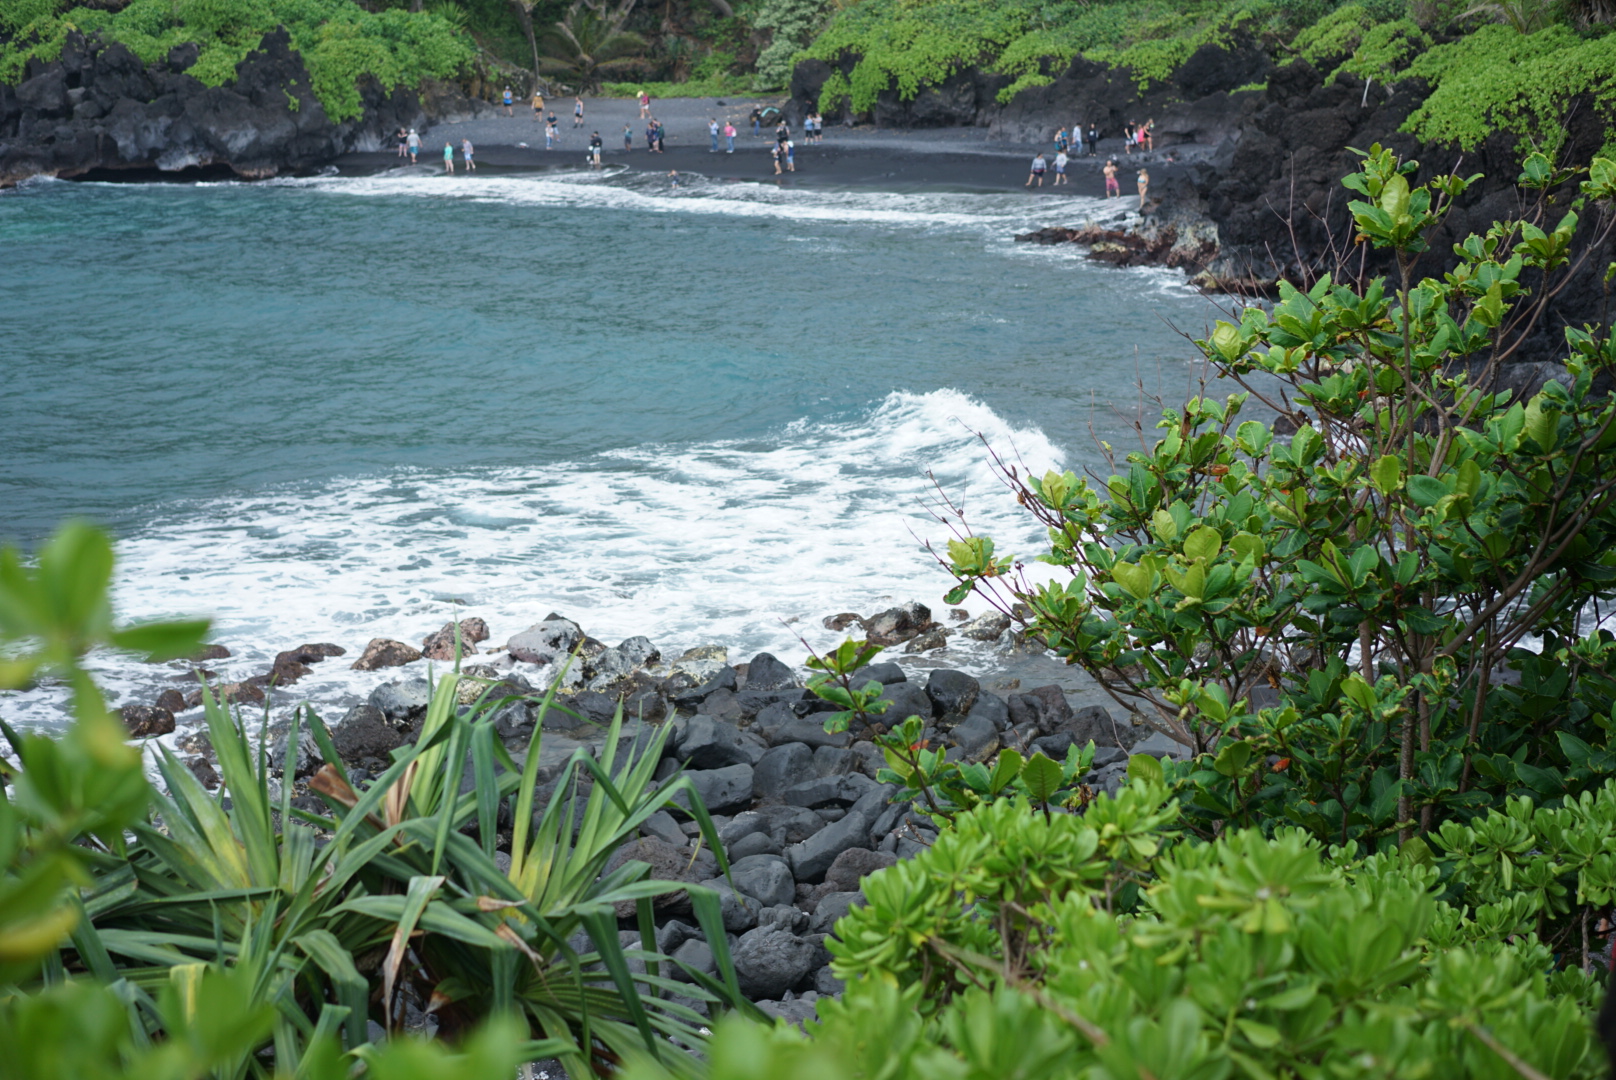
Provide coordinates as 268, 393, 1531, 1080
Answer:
0, 165, 1217, 727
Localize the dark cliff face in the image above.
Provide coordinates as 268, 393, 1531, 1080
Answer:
1181, 60, 1614, 351
0, 28, 481, 186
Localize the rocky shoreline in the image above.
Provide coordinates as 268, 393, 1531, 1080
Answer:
130, 603, 1173, 1025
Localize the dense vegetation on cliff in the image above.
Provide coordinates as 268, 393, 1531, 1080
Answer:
0, 0, 472, 120
800, 0, 1616, 155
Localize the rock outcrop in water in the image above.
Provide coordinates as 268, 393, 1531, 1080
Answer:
0, 28, 491, 187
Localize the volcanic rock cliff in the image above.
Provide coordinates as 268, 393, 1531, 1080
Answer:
0, 28, 489, 187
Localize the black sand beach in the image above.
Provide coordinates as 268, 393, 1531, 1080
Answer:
335, 93, 1205, 203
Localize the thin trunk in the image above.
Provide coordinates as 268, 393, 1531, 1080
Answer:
511, 1, 543, 90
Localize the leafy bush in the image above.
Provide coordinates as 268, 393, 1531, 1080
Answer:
752, 0, 831, 90
600, 73, 753, 98
940, 149, 1616, 861
0, 0, 472, 121
624, 791, 1605, 1080
0, 523, 751, 1078
1404, 23, 1616, 155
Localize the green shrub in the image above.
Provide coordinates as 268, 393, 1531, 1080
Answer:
751, 0, 831, 91
599, 73, 753, 98
1404, 23, 1616, 155
0, 0, 472, 122
0, 523, 752, 1079
624, 791, 1605, 1080
941, 148, 1616, 861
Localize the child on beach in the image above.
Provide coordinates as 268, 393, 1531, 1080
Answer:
443, 142, 454, 174
545, 122, 556, 149
461, 138, 474, 171
1026, 152, 1047, 187
669, 169, 679, 189
771, 142, 782, 175
1104, 158, 1119, 197
503, 87, 513, 116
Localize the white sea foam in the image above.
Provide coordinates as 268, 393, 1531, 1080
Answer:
3, 390, 1066, 730
274, 168, 1121, 240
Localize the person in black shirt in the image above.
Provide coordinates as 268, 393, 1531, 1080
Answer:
588, 130, 602, 167
750, 106, 762, 136
1086, 124, 1099, 156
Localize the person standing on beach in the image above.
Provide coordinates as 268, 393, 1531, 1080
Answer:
461, 138, 475, 171
1137, 167, 1150, 210
1053, 149, 1069, 185
503, 87, 514, 116
1071, 124, 1083, 156
771, 142, 782, 175
623, 123, 633, 151
1123, 121, 1136, 154
1086, 123, 1099, 156
1104, 158, 1119, 198
573, 96, 584, 127
709, 117, 720, 152
532, 89, 544, 118
443, 141, 454, 174
1026, 151, 1047, 187
724, 120, 736, 152
545, 120, 556, 149
785, 137, 795, 171
1141, 119, 1154, 152
1055, 126, 1069, 155
406, 128, 420, 163
395, 126, 408, 158
589, 130, 603, 167
638, 89, 651, 118
750, 106, 762, 136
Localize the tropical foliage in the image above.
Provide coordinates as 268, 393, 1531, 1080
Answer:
940, 147, 1616, 871
537, 0, 647, 90
0, 0, 472, 121
0, 524, 752, 1079
623, 790, 1606, 1080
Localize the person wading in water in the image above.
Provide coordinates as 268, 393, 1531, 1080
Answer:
1104, 158, 1119, 198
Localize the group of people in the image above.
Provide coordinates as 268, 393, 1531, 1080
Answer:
1025, 118, 1158, 206
770, 120, 798, 173
707, 117, 739, 152
396, 127, 477, 174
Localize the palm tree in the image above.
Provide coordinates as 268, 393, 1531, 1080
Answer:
538, 1, 649, 91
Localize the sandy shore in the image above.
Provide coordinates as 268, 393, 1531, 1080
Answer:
336, 94, 1207, 201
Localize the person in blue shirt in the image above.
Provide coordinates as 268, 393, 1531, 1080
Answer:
1054, 127, 1069, 154
502, 87, 513, 117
